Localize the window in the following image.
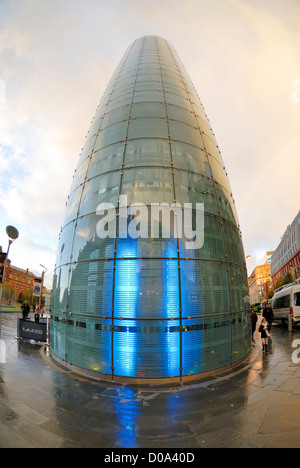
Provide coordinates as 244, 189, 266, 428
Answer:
273, 295, 290, 309
295, 293, 300, 307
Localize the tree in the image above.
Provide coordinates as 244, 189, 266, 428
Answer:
23, 288, 33, 306
2, 282, 13, 302
17, 292, 24, 304
267, 290, 274, 299
274, 276, 285, 291
283, 272, 293, 285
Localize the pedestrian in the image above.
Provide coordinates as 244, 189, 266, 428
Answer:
34, 309, 40, 323
263, 303, 274, 330
259, 317, 271, 353
40, 305, 45, 317
251, 308, 258, 342
21, 300, 30, 319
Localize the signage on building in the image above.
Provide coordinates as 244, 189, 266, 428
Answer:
0, 252, 7, 284
33, 278, 42, 297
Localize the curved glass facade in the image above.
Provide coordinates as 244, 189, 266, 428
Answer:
51, 36, 251, 381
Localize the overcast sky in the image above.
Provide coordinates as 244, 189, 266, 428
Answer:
0, 0, 299, 288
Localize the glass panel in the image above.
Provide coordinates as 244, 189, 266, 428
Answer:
169, 120, 201, 146
114, 258, 179, 320
124, 139, 170, 167
200, 315, 231, 372
133, 91, 164, 103
171, 141, 207, 173
51, 312, 66, 361
56, 221, 76, 267
113, 319, 180, 378
136, 73, 161, 82
196, 116, 216, 141
101, 105, 131, 128
66, 317, 112, 374
229, 265, 250, 312
94, 121, 127, 151
72, 214, 115, 262
180, 260, 230, 317
121, 167, 174, 205
117, 223, 178, 258
179, 212, 225, 261
167, 104, 197, 126
231, 311, 251, 363
165, 93, 192, 109
68, 260, 114, 317
214, 184, 239, 225
174, 171, 219, 215
202, 133, 224, 163
182, 315, 232, 374
207, 156, 232, 193
128, 117, 168, 139
87, 117, 103, 140
87, 142, 124, 179
134, 83, 164, 92
131, 102, 166, 118
106, 95, 133, 111
223, 220, 245, 264
79, 172, 121, 217
52, 265, 70, 313
63, 185, 83, 226
192, 102, 210, 123
69, 157, 90, 195
77, 133, 97, 166
110, 88, 134, 101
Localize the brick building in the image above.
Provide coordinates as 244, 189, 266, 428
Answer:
0, 246, 41, 302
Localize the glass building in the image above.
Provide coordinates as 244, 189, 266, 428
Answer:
51, 36, 251, 382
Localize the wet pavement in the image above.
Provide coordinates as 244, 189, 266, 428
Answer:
1, 312, 300, 448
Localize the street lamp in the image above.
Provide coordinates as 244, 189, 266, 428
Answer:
0, 225, 19, 314
39, 264, 48, 311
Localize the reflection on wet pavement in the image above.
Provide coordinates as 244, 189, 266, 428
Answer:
1, 313, 300, 448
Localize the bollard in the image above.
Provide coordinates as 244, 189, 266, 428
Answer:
288, 314, 293, 332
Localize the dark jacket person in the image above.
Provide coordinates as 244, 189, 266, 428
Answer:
263, 304, 274, 329
21, 301, 30, 319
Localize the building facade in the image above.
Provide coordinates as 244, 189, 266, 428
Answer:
248, 264, 273, 304
4, 260, 37, 302
271, 210, 300, 284
0, 246, 43, 303
51, 36, 250, 382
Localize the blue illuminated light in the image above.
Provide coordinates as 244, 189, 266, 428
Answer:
163, 241, 180, 376
114, 237, 139, 377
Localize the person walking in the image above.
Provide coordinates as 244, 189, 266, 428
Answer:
263, 303, 274, 331
21, 300, 30, 319
251, 308, 258, 342
259, 317, 271, 353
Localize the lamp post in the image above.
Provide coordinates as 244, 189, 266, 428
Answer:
38, 264, 47, 311
0, 225, 19, 315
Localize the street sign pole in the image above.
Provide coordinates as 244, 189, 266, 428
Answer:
0, 226, 19, 315
0, 242, 12, 315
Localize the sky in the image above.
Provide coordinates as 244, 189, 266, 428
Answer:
0, 0, 299, 288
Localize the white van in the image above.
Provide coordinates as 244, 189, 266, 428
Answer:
272, 284, 300, 326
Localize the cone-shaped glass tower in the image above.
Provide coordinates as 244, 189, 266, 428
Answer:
51, 36, 251, 382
